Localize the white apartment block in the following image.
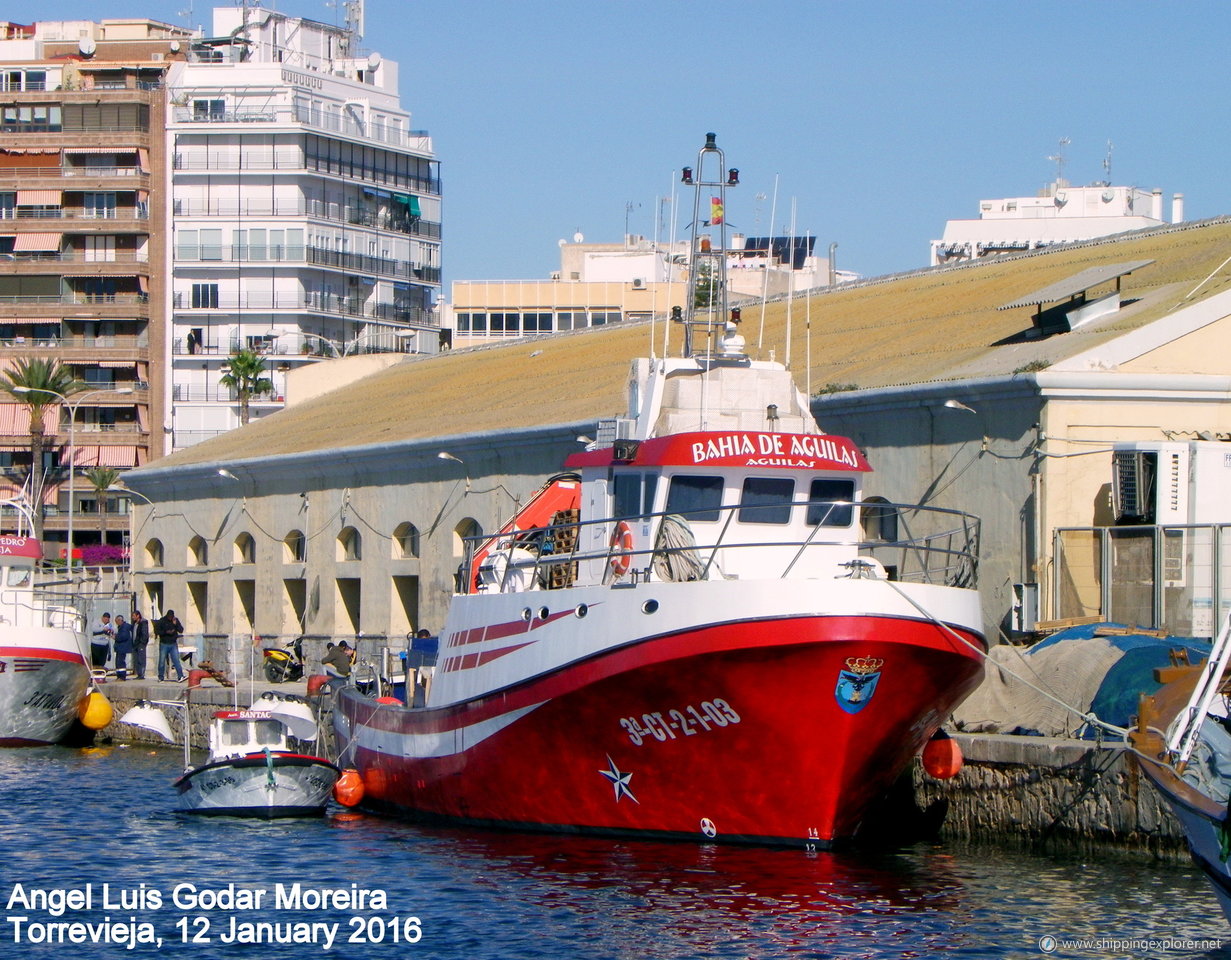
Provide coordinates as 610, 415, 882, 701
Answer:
166, 6, 442, 450
931, 179, 1181, 266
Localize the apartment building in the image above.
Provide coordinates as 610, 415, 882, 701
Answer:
0, 17, 185, 551
0, 7, 442, 553
166, 6, 442, 450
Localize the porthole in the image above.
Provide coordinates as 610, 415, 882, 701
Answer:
521, 607, 533, 622
538, 606, 550, 621
642, 599, 659, 614
575, 603, 588, 618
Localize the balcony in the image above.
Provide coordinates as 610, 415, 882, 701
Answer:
0, 294, 149, 319
173, 243, 439, 284
171, 197, 442, 240
0, 207, 148, 223
171, 291, 436, 327
0, 166, 150, 183
0, 335, 149, 362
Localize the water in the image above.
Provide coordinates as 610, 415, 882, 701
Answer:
0, 745, 1228, 960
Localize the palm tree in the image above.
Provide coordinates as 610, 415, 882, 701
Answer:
1, 358, 84, 540
219, 348, 274, 426
84, 465, 120, 545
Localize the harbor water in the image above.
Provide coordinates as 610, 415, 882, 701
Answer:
1, 744, 1228, 960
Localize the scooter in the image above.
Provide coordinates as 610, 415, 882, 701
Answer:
262, 636, 305, 683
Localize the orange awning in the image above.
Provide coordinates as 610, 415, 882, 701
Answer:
12, 233, 62, 252
15, 189, 61, 205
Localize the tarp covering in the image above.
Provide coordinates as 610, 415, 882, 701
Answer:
953, 623, 1211, 738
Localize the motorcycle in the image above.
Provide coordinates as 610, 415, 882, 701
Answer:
262, 636, 305, 683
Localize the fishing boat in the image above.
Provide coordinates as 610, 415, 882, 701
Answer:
1132, 616, 1231, 921
333, 133, 988, 847
122, 693, 340, 817
0, 498, 94, 747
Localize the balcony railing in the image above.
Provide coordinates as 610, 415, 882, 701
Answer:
0, 251, 150, 264
171, 104, 433, 153
0, 335, 149, 350
171, 291, 436, 326
0, 166, 149, 179
0, 207, 148, 221
0, 293, 148, 306
173, 242, 439, 283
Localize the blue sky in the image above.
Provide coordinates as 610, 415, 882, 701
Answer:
41, 1, 1231, 289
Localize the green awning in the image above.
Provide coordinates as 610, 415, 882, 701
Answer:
393, 194, 422, 217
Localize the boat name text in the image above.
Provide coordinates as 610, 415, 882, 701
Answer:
690, 434, 859, 467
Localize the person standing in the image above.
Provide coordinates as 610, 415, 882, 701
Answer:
130, 611, 150, 680
112, 615, 133, 681
90, 612, 113, 670
155, 610, 185, 682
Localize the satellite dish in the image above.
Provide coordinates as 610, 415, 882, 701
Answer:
573, 231, 584, 243
1101, 188, 1115, 203
169, 40, 181, 53
367, 51, 382, 70
78, 36, 96, 57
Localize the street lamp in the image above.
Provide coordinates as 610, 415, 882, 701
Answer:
13, 385, 134, 565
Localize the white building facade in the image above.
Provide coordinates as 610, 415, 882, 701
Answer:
931, 180, 1181, 266
165, 7, 441, 450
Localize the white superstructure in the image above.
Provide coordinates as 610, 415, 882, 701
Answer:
931, 179, 1181, 266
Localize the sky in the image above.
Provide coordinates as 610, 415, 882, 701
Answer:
38, 1, 1231, 291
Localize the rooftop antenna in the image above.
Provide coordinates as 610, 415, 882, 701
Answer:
1102, 139, 1114, 185
1047, 136, 1071, 186
343, 0, 364, 50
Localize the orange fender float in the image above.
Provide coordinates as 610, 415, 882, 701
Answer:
333, 768, 365, 807
921, 731, 963, 779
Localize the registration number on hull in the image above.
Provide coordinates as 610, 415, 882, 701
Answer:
619, 698, 741, 746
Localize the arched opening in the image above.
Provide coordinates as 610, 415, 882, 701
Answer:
233, 532, 256, 564
188, 535, 208, 567
337, 526, 362, 562
284, 529, 306, 563
144, 538, 163, 567
393, 521, 419, 559
452, 518, 480, 559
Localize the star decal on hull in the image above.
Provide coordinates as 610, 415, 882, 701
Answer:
599, 755, 638, 804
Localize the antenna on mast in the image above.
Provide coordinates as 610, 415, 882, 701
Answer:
1047, 136, 1071, 185
1102, 139, 1114, 185
342, 0, 364, 52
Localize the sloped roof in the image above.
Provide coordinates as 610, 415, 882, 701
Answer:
998, 259, 1155, 309
154, 218, 1231, 469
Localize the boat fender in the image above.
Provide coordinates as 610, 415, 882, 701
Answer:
334, 768, 364, 807
187, 668, 212, 688
375, 696, 401, 705
609, 520, 634, 577
79, 690, 114, 731
921, 731, 963, 779
306, 674, 331, 696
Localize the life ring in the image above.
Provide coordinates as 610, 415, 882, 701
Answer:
609, 521, 634, 577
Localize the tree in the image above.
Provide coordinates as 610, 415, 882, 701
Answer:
219, 349, 273, 426
84, 465, 120, 545
0, 358, 84, 541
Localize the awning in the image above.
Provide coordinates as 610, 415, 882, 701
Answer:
136, 190, 149, 204
0, 148, 59, 155
63, 147, 121, 155
95, 361, 133, 368
392, 194, 422, 217
0, 406, 56, 433
136, 275, 148, 294
136, 405, 149, 432
12, 233, 62, 252
15, 189, 61, 206
74, 445, 138, 468
137, 147, 149, 170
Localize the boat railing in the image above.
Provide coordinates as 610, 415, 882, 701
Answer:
460, 499, 979, 594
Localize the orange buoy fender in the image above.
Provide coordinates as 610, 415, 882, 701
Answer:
921, 731, 963, 779
333, 768, 365, 807
79, 691, 114, 731
375, 696, 401, 705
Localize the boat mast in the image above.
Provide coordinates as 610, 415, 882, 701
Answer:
676, 133, 739, 360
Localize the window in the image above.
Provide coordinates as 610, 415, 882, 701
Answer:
337, 526, 361, 561
807, 478, 855, 527
665, 475, 724, 522
614, 473, 658, 521
193, 99, 225, 121
860, 496, 898, 542
738, 477, 795, 525
393, 522, 419, 559
81, 192, 117, 219
144, 539, 164, 566
523, 312, 552, 333
191, 283, 219, 309
188, 535, 208, 566
284, 530, 306, 563
234, 532, 256, 564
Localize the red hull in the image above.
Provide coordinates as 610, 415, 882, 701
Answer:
336, 615, 985, 846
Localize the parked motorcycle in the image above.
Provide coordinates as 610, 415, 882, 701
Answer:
263, 636, 305, 683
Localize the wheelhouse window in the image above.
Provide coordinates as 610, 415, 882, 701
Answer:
738, 477, 795, 525
806, 478, 855, 526
665, 475, 723, 522
613, 473, 659, 521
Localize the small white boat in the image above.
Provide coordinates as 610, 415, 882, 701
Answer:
122, 694, 340, 818
1133, 615, 1231, 922
0, 498, 95, 746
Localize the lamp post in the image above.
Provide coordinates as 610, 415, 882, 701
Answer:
14, 385, 133, 565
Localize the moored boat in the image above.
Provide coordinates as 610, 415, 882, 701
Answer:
123, 693, 340, 817
334, 134, 988, 847
0, 498, 94, 747
1132, 616, 1231, 922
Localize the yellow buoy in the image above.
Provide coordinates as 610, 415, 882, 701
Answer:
78, 691, 113, 731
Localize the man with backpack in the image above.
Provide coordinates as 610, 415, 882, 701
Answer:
154, 610, 185, 682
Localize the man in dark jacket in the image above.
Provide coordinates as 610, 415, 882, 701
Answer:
130, 611, 150, 680
113, 615, 133, 681
155, 610, 185, 682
